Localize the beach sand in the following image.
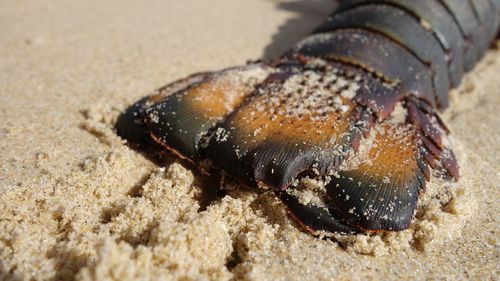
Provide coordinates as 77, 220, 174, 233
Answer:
1, 0, 499, 280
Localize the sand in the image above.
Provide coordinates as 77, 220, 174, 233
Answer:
0, 0, 499, 280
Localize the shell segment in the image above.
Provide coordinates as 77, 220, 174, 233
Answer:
440, 0, 484, 71
470, 0, 500, 56
287, 29, 436, 107
115, 72, 209, 148
278, 191, 358, 235
205, 62, 365, 189
143, 65, 270, 161
326, 123, 424, 231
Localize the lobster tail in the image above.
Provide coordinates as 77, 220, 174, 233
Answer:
116, 1, 499, 235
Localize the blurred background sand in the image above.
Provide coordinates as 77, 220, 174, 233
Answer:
1, 0, 499, 280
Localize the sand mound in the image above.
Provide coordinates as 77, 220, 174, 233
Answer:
1, 1, 498, 280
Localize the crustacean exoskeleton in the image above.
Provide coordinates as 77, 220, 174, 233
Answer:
116, 0, 500, 235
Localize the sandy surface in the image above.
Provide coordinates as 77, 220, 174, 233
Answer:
1, 0, 499, 280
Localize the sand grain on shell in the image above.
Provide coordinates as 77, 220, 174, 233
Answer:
0, 1, 499, 280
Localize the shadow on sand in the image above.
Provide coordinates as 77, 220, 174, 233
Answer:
262, 0, 338, 60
